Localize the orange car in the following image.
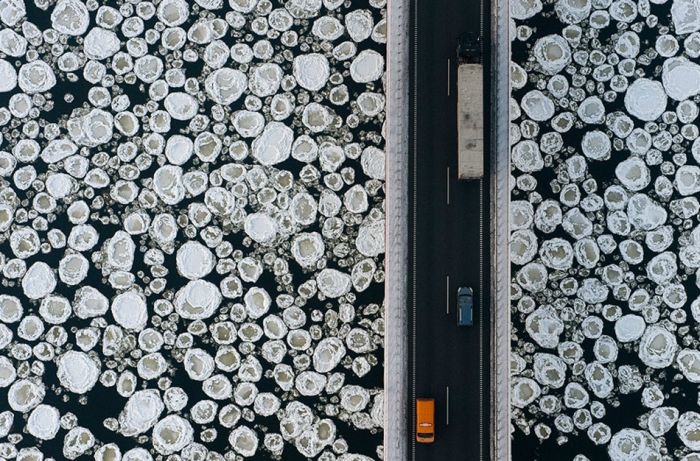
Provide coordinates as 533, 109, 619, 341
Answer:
416, 398, 435, 443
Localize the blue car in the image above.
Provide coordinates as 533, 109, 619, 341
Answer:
457, 287, 474, 326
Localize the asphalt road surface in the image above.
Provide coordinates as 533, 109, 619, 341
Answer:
407, 0, 492, 460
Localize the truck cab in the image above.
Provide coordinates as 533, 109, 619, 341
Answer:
416, 398, 435, 443
457, 32, 482, 64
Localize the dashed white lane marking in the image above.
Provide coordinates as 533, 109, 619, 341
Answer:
446, 385, 450, 426
446, 167, 451, 205
446, 275, 450, 314
447, 58, 451, 96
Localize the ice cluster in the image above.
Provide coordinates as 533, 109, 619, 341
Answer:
511, 0, 700, 458
0, 0, 386, 459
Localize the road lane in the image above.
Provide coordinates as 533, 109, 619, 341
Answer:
407, 0, 492, 459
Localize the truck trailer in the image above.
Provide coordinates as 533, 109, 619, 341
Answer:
456, 33, 484, 180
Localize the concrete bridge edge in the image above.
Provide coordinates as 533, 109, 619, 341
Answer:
385, 0, 410, 460
490, 0, 511, 459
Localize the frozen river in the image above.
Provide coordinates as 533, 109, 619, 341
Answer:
0, 0, 386, 460
510, 0, 700, 459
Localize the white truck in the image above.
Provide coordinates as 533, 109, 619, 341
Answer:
457, 33, 484, 180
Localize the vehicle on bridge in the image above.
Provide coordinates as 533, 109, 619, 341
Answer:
458, 286, 474, 326
456, 32, 484, 181
416, 398, 435, 443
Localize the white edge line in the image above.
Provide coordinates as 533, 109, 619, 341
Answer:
411, 0, 418, 459
479, 177, 484, 461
